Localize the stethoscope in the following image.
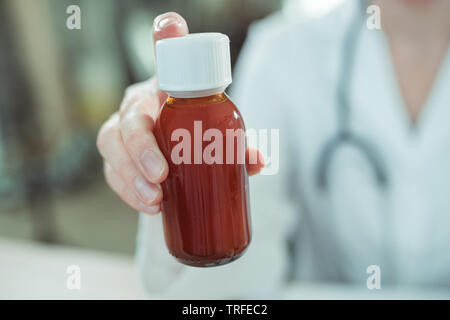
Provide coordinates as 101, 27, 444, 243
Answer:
309, 0, 398, 284
315, 0, 389, 191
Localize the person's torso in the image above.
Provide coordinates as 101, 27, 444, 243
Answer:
263, 0, 450, 286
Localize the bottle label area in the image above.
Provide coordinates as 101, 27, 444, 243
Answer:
170, 120, 246, 165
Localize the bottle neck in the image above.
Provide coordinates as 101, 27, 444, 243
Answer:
166, 92, 229, 106
165, 86, 228, 99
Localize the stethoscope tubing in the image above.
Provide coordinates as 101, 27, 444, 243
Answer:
313, 0, 397, 283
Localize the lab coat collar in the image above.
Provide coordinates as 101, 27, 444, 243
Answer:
351, 24, 450, 158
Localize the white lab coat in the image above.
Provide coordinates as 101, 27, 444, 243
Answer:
136, 0, 450, 298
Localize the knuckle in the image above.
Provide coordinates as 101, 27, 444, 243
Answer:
120, 114, 155, 147
120, 87, 139, 113
117, 161, 137, 184
103, 163, 115, 186
122, 128, 142, 148
104, 164, 125, 195
124, 82, 141, 96
120, 96, 154, 121
96, 113, 119, 153
121, 82, 150, 114
96, 129, 106, 153
119, 98, 136, 117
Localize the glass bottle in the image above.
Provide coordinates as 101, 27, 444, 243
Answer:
154, 33, 251, 267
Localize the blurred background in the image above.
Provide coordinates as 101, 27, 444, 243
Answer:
0, 0, 345, 298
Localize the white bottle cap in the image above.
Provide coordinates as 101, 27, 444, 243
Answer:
155, 33, 232, 98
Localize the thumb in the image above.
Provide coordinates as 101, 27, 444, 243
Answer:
151, 12, 188, 104
152, 12, 189, 46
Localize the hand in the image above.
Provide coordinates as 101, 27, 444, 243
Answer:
97, 12, 264, 215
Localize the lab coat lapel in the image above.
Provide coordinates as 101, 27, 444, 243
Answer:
350, 26, 411, 155
413, 46, 450, 153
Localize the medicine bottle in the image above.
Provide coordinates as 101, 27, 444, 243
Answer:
154, 33, 251, 267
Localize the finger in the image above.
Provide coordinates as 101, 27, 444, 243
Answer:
120, 79, 162, 126
119, 106, 169, 184
246, 147, 265, 176
97, 113, 163, 205
104, 162, 160, 215
151, 12, 189, 105
152, 12, 189, 45
119, 13, 189, 122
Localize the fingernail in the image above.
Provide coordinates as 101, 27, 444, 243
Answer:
155, 14, 181, 32
140, 149, 165, 181
135, 176, 159, 204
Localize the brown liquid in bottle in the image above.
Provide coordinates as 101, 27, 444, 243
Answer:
154, 92, 251, 267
